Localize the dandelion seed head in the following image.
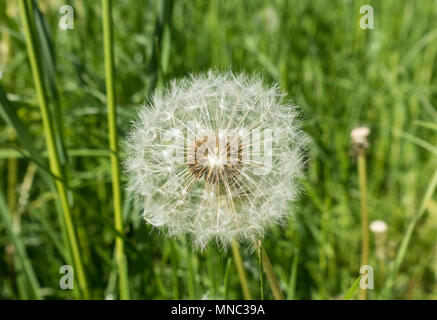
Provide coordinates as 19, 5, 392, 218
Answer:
124, 70, 309, 249
369, 220, 388, 234
351, 126, 370, 148
258, 5, 280, 34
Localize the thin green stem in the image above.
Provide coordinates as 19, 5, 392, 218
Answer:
258, 240, 264, 300
231, 241, 252, 300
223, 258, 232, 299
357, 149, 369, 300
101, 0, 130, 300
18, 0, 88, 299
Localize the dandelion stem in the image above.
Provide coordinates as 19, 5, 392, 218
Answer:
101, 0, 130, 300
18, 0, 88, 299
231, 241, 252, 300
358, 148, 369, 300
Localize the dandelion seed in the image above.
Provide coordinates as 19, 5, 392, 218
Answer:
124, 71, 309, 249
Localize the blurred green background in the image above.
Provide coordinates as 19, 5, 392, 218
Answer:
0, 0, 436, 299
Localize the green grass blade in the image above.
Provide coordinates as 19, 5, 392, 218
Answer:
286, 249, 299, 300
0, 84, 76, 297
382, 167, 437, 297
206, 248, 218, 299
396, 130, 437, 155
343, 275, 362, 300
32, 2, 67, 167
223, 258, 232, 299
0, 190, 41, 299
261, 246, 285, 300
231, 241, 252, 300
101, 0, 130, 300
0, 84, 45, 165
413, 120, 437, 131
0, 148, 112, 159
18, 0, 88, 299
258, 241, 264, 300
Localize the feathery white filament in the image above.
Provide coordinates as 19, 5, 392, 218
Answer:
124, 71, 309, 249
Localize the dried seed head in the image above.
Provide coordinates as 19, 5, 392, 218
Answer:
187, 135, 243, 185
351, 126, 371, 149
370, 220, 388, 260
123, 71, 309, 249
369, 220, 388, 234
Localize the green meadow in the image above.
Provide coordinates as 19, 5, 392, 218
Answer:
0, 0, 436, 299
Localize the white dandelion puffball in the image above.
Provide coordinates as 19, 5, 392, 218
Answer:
350, 126, 370, 147
124, 71, 309, 249
369, 220, 388, 234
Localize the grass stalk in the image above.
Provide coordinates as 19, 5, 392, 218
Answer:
286, 248, 299, 299
6, 131, 28, 299
382, 167, 437, 297
258, 241, 264, 300
223, 258, 232, 299
261, 246, 284, 300
18, 0, 88, 299
101, 0, 130, 300
7, 132, 18, 214
343, 275, 363, 300
231, 241, 252, 300
357, 148, 369, 300
0, 190, 41, 299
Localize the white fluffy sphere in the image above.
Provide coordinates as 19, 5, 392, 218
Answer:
124, 71, 309, 249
